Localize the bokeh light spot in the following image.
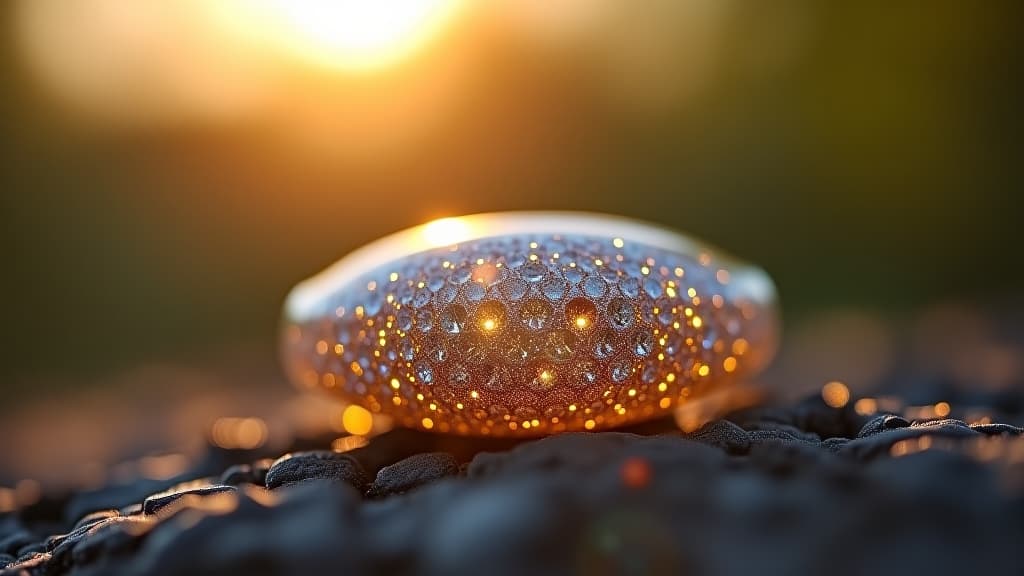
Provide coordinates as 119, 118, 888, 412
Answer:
621, 457, 652, 489
341, 404, 374, 435
821, 381, 850, 408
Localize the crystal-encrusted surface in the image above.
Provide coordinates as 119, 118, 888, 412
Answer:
283, 215, 777, 436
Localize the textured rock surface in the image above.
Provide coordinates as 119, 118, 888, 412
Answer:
367, 453, 460, 498
265, 451, 368, 491
1, 395, 1022, 576
143, 485, 237, 516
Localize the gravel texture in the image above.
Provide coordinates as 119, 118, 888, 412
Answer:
1, 395, 1022, 576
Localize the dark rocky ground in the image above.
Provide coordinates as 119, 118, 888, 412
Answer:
2, 392, 1023, 576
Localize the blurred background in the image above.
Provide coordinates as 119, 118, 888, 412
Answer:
2, 0, 1022, 487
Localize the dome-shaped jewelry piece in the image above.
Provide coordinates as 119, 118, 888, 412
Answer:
282, 212, 779, 436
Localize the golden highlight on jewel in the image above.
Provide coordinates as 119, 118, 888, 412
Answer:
282, 212, 779, 436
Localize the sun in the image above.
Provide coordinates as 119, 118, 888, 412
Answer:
421, 217, 474, 247
218, 0, 466, 72
264, 0, 465, 71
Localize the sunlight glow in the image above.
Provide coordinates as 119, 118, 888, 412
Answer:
421, 217, 474, 247
241, 0, 466, 71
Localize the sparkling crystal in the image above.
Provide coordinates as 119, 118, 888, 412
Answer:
465, 343, 487, 364
500, 277, 529, 301
399, 340, 415, 361
412, 288, 432, 308
448, 364, 470, 388
562, 265, 584, 284
607, 297, 636, 330
593, 329, 617, 359
438, 283, 459, 304
632, 331, 654, 357
440, 304, 467, 334
430, 345, 448, 363
619, 277, 640, 298
610, 360, 632, 382
397, 283, 415, 306
520, 261, 548, 282
598, 266, 619, 283
484, 367, 508, 391
451, 263, 473, 284
284, 211, 779, 437
503, 332, 530, 364
427, 273, 446, 291
396, 309, 413, 331
414, 362, 434, 384
415, 309, 434, 332
643, 277, 664, 298
464, 282, 486, 301
520, 298, 553, 330
505, 253, 526, 268
529, 366, 558, 391
540, 277, 568, 301
581, 275, 608, 298
577, 361, 599, 386
474, 300, 507, 333
564, 297, 597, 332
544, 330, 576, 362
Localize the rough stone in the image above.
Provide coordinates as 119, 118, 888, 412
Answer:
143, 485, 237, 516
265, 451, 368, 492
682, 419, 751, 454
368, 452, 459, 498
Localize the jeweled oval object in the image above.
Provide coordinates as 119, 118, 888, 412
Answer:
281, 212, 779, 436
